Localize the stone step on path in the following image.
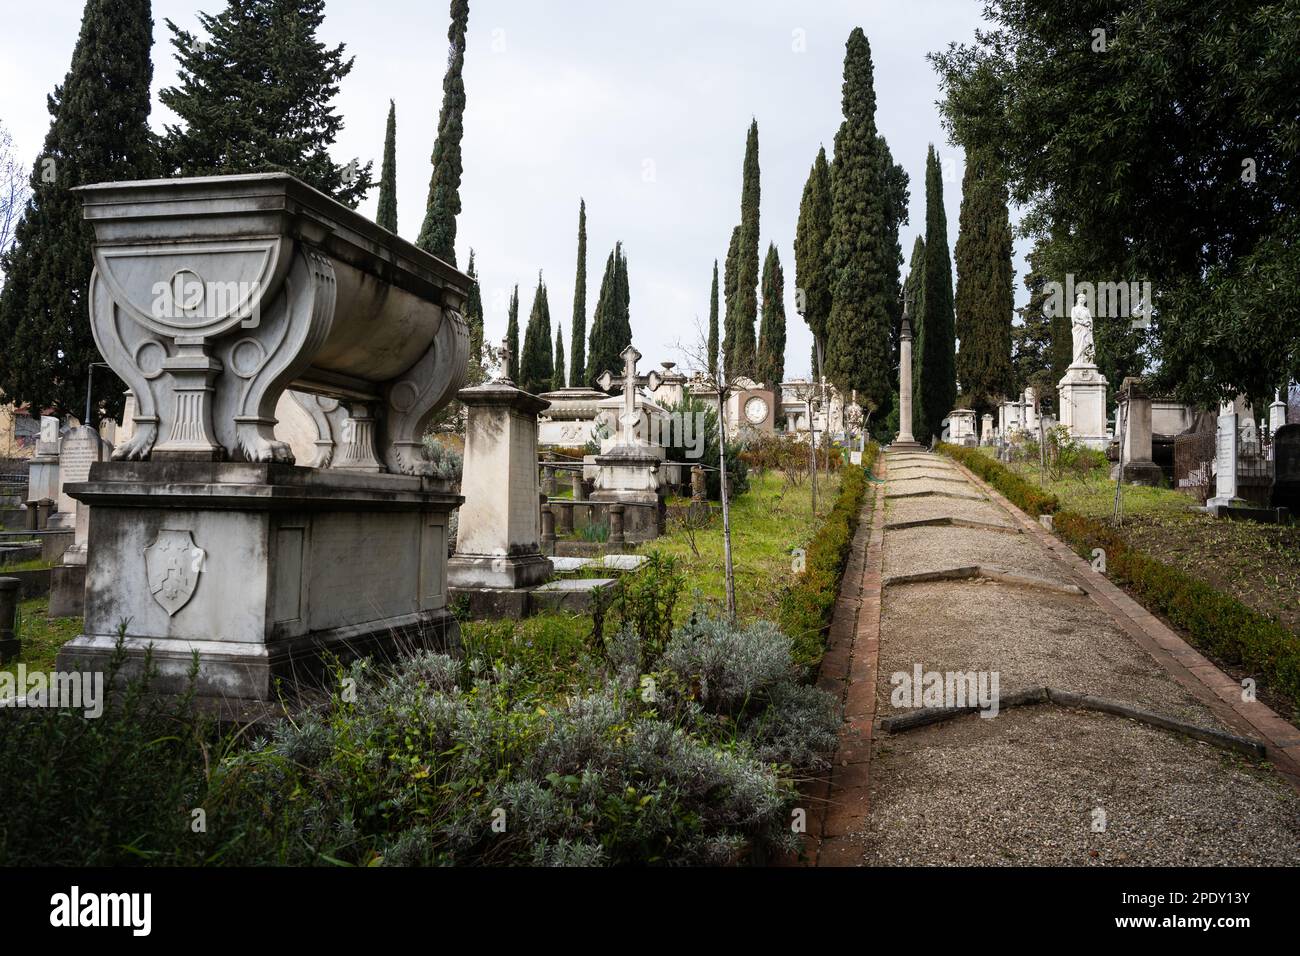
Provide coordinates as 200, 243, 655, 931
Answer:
814, 449, 1300, 867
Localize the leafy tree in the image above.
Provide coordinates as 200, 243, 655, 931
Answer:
520, 273, 553, 394
824, 28, 892, 409
376, 99, 398, 232
161, 0, 372, 206
915, 144, 955, 441
417, 0, 470, 265
707, 259, 719, 377
569, 198, 586, 386
954, 149, 1013, 418
505, 284, 519, 382
756, 243, 786, 388
930, 0, 1300, 408
795, 146, 832, 378
0, 0, 155, 418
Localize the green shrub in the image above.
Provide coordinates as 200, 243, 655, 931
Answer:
777, 442, 879, 668
1053, 511, 1300, 711
939, 442, 1059, 516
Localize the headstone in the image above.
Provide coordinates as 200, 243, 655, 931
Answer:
1207, 408, 1241, 509
592, 346, 666, 542
56, 426, 108, 523
447, 340, 553, 590
981, 413, 994, 446
26, 416, 61, 507
1269, 391, 1288, 443
57, 173, 469, 701
1116, 377, 1162, 485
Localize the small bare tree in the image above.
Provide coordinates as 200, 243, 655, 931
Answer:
0, 122, 30, 276
674, 319, 740, 620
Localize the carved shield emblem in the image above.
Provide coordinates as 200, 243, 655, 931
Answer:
144, 529, 205, 616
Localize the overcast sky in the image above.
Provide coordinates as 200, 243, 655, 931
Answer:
0, 0, 1031, 380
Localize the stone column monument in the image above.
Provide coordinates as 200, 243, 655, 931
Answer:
447, 340, 553, 595
1057, 292, 1109, 449
891, 308, 925, 451
57, 173, 469, 701
1207, 401, 1244, 511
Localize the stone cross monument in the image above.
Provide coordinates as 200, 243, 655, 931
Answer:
592, 345, 665, 541
597, 345, 662, 447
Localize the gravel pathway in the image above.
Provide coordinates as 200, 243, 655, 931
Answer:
850, 450, 1300, 866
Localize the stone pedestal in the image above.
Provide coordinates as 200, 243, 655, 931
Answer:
891, 313, 925, 450
57, 461, 460, 700
48, 426, 112, 615
947, 408, 977, 445
1116, 377, 1163, 486
592, 444, 662, 543
1207, 410, 1245, 510
447, 380, 553, 590
1057, 363, 1109, 449
980, 414, 994, 446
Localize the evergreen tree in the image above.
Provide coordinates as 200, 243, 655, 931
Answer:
569, 199, 586, 386
586, 243, 631, 387
416, 0, 469, 264
707, 259, 719, 377
0, 0, 155, 418
879, 135, 910, 390
953, 149, 1013, 418
505, 284, 519, 381
519, 273, 553, 394
734, 120, 760, 378
756, 243, 787, 388
795, 146, 832, 378
161, 0, 372, 206
376, 99, 398, 232
1011, 247, 1054, 408
903, 235, 926, 435
553, 325, 566, 391
823, 28, 892, 408
464, 248, 485, 382
721, 225, 740, 370
916, 144, 956, 441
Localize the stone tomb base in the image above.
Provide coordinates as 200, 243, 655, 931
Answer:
57, 461, 461, 702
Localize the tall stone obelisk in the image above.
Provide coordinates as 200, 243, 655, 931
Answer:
892, 308, 925, 450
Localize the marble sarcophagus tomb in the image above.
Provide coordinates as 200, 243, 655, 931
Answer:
57, 173, 469, 700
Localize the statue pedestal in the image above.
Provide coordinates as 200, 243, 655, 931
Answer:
1058, 364, 1109, 450
592, 443, 663, 543
57, 462, 461, 702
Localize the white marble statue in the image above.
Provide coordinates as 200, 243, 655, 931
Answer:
1071, 292, 1095, 366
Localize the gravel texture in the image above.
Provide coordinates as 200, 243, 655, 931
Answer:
849, 451, 1300, 866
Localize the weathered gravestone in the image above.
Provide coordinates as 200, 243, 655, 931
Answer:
1206, 407, 1242, 510
48, 425, 112, 616
57, 173, 469, 701
25, 416, 61, 512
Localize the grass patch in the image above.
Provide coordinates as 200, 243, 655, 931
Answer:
1, 597, 81, 680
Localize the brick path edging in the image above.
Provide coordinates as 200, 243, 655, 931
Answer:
945, 453, 1300, 791
793, 459, 887, 866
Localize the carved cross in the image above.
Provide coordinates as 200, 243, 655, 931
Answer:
495, 336, 514, 384
597, 345, 661, 443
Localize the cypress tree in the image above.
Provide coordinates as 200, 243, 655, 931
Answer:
903, 236, 926, 435
569, 198, 587, 386
707, 259, 720, 377
464, 248, 485, 381
734, 120, 761, 378
953, 149, 1013, 419
553, 326, 566, 391
0, 0, 156, 418
586, 243, 631, 386
520, 273, 553, 394
161, 0, 372, 206
756, 243, 787, 388
721, 225, 740, 371
916, 144, 956, 441
376, 99, 398, 232
1012, 245, 1055, 407
823, 28, 892, 407
795, 146, 832, 379
879, 135, 910, 388
505, 284, 520, 381
416, 0, 469, 264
